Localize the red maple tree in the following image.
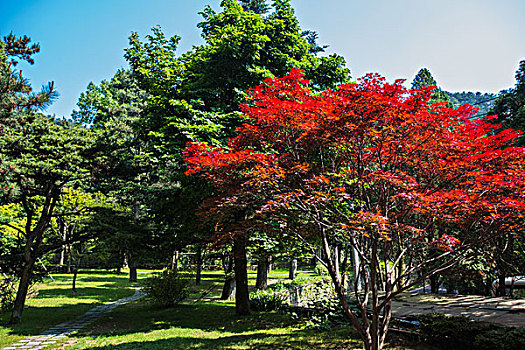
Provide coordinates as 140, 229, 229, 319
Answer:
185, 70, 525, 350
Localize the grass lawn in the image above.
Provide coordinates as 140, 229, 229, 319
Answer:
1, 268, 409, 349
0, 270, 141, 348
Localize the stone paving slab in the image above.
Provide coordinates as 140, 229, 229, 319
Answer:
392, 293, 525, 328
2, 288, 145, 350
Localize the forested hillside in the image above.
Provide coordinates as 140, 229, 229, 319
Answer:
446, 91, 497, 116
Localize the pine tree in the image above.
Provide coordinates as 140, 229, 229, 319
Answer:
491, 59, 525, 145
411, 68, 451, 105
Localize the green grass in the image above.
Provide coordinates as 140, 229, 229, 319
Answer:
1, 268, 407, 349
63, 299, 365, 349
0, 270, 141, 348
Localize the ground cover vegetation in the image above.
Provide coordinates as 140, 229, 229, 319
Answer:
1, 0, 525, 349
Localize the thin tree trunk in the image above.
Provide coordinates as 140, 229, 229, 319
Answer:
497, 270, 506, 297
341, 246, 349, 288
333, 245, 340, 278
196, 244, 203, 285
221, 254, 235, 300
320, 228, 371, 350
59, 220, 66, 271
72, 265, 79, 293
171, 250, 179, 275
289, 259, 297, 280
128, 252, 137, 282
66, 244, 72, 273
256, 257, 268, 289
352, 245, 363, 291
233, 235, 250, 316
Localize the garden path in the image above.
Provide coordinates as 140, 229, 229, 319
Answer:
391, 293, 525, 328
2, 288, 145, 350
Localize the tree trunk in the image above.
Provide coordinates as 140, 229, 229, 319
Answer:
396, 257, 405, 291
129, 266, 137, 282
10, 189, 58, 324
289, 259, 297, 280
497, 270, 506, 297
221, 255, 235, 300
196, 244, 203, 285
66, 244, 72, 273
340, 246, 349, 287
233, 235, 250, 316
333, 245, 340, 278
9, 260, 34, 324
430, 274, 440, 294
128, 252, 137, 283
319, 228, 372, 350
59, 247, 65, 271
256, 257, 268, 289
352, 245, 363, 292
171, 250, 179, 275
72, 267, 79, 293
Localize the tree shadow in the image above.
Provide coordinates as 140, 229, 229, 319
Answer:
0, 302, 108, 337
81, 301, 296, 337
74, 327, 361, 350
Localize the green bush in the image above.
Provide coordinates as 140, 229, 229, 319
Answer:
143, 270, 191, 307
250, 289, 286, 311
417, 313, 525, 350
0, 276, 17, 312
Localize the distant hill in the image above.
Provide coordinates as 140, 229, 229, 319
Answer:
445, 91, 498, 117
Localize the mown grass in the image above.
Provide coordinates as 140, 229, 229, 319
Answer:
1, 268, 408, 349
0, 270, 141, 348
62, 299, 365, 349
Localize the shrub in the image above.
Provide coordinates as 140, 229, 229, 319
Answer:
0, 278, 16, 312
249, 289, 286, 311
143, 270, 191, 307
417, 313, 525, 350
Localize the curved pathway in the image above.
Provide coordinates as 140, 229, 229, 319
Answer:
3, 288, 145, 350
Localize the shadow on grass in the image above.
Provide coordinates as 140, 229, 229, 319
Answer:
32, 285, 137, 307
74, 331, 347, 350
82, 301, 295, 336
0, 302, 110, 337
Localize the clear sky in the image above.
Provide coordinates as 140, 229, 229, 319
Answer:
1, 0, 524, 118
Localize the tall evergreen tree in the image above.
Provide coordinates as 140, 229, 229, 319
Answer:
490, 59, 525, 145
411, 67, 451, 105
239, 0, 269, 14
122, 0, 352, 316
0, 34, 95, 323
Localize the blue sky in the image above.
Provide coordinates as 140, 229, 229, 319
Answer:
1, 0, 524, 118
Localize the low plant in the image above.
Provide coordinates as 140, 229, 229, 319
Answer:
416, 313, 525, 350
249, 289, 286, 311
143, 270, 191, 307
0, 277, 16, 312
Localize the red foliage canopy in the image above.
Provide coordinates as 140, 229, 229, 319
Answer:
185, 69, 525, 246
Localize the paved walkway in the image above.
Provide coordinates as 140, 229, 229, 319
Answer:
391, 293, 525, 327
3, 288, 145, 350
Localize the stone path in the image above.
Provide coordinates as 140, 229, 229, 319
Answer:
3, 288, 145, 350
391, 293, 525, 327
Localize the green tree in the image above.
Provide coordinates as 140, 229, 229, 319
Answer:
0, 33, 96, 324
239, 0, 269, 14
0, 33, 56, 122
0, 115, 93, 324
73, 69, 156, 282
123, 0, 352, 316
491, 59, 525, 145
412, 67, 451, 105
